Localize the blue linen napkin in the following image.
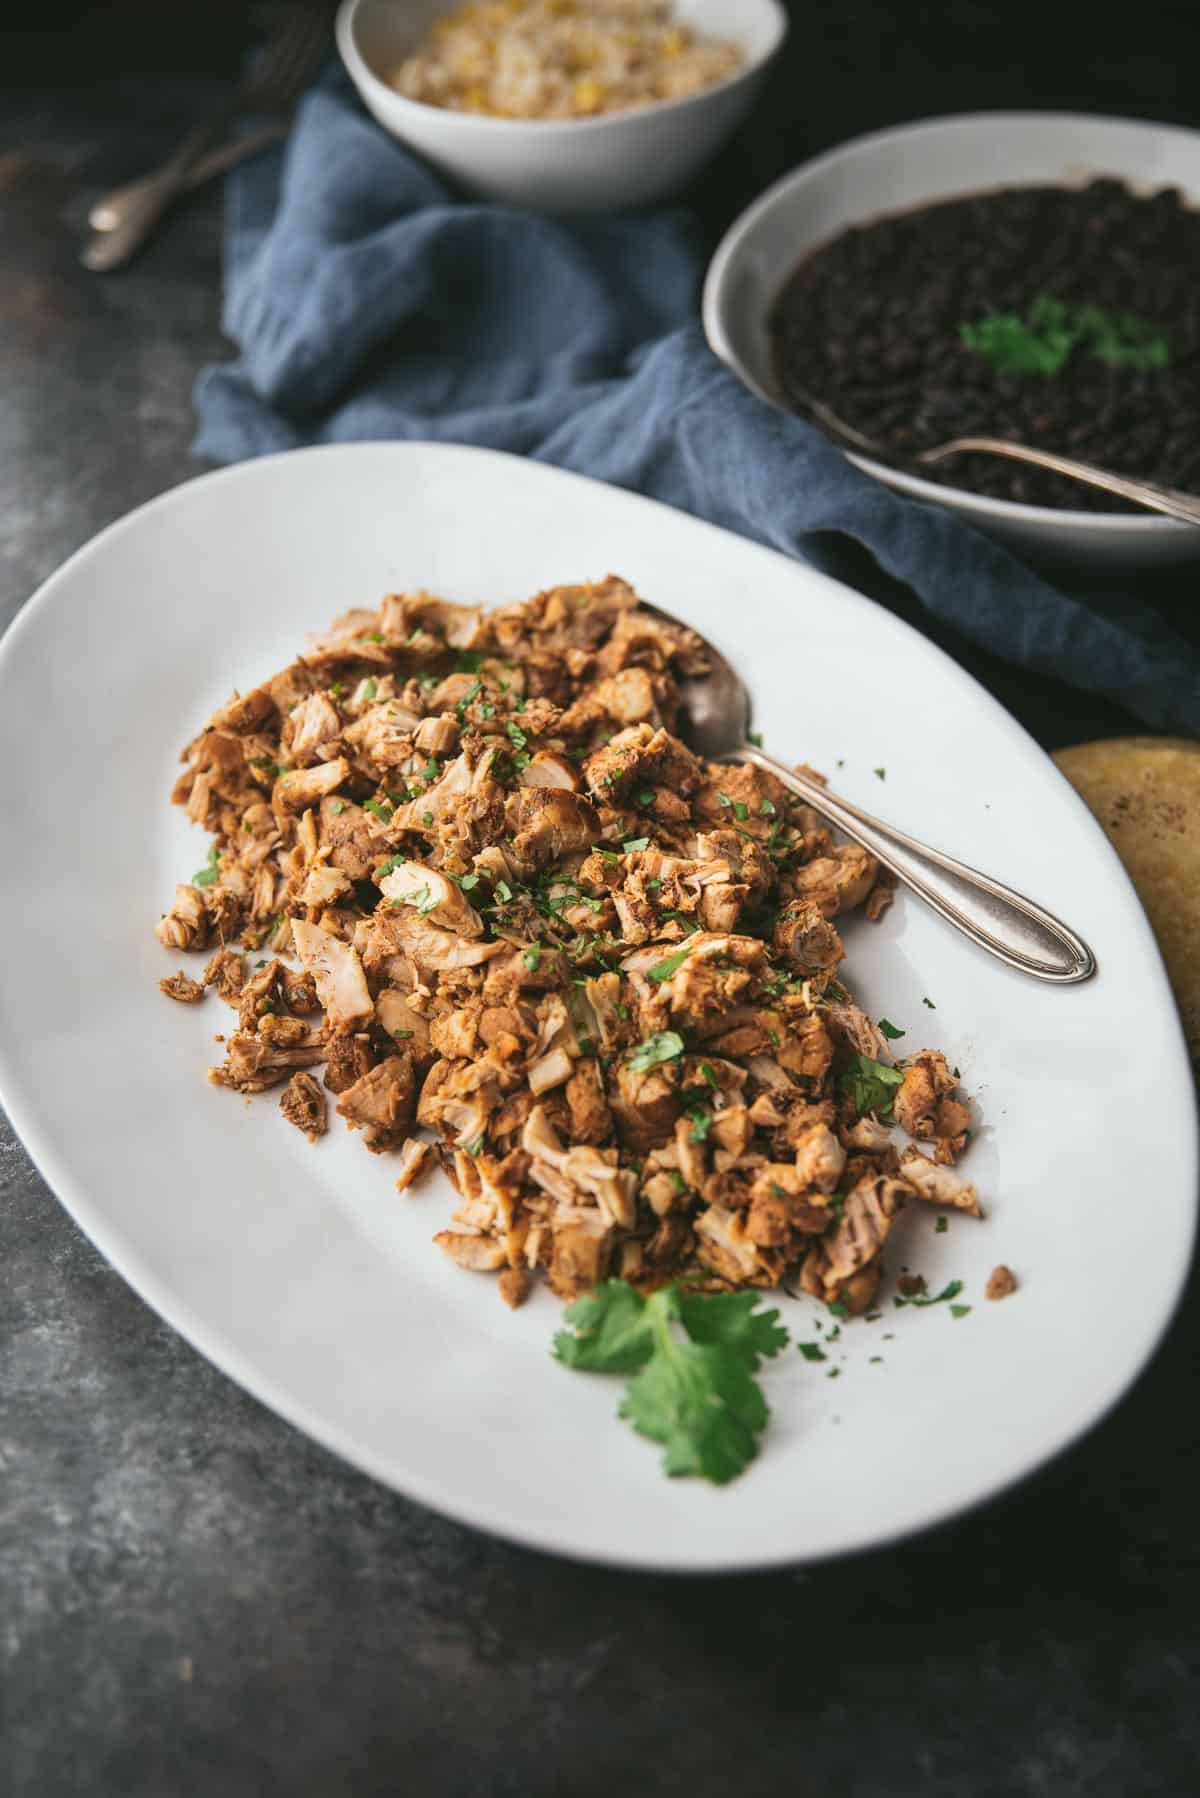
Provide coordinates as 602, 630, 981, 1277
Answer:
195, 69, 1200, 735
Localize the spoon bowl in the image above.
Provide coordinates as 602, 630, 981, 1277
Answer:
642, 599, 1097, 984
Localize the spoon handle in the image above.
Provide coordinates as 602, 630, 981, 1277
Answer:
920, 438, 1200, 526
737, 746, 1096, 984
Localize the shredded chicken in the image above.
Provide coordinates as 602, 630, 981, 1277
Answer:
157, 575, 984, 1310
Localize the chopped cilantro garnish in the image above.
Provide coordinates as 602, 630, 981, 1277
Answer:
950, 1305, 972, 1319
699, 1061, 718, 1090
628, 1030, 685, 1073
623, 836, 650, 853
422, 811, 434, 828
661, 909, 700, 935
362, 678, 377, 701
192, 845, 221, 888
759, 799, 776, 818
455, 677, 482, 720
421, 757, 440, 783
717, 792, 732, 809
747, 730, 763, 748
392, 1029, 414, 1040
390, 884, 438, 916
647, 945, 691, 986
523, 942, 542, 971
375, 853, 407, 878
732, 801, 749, 822
826, 1300, 850, 1320
456, 651, 485, 672
329, 680, 344, 699
935, 1216, 948, 1234
877, 1018, 906, 1040
686, 1105, 712, 1144
839, 1053, 904, 1119
505, 720, 528, 753
894, 1279, 964, 1309
873, 766, 886, 781
330, 800, 347, 815
636, 788, 655, 809
464, 1133, 485, 1156
494, 880, 513, 904
923, 996, 936, 1009
798, 1342, 827, 1363
646, 878, 662, 892
363, 798, 393, 822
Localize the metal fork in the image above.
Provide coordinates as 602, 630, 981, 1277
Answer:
81, 4, 331, 273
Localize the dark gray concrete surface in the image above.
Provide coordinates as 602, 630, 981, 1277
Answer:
3, 6, 1198, 1795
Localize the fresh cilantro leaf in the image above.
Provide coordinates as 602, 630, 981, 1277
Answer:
747, 730, 763, 747
506, 720, 528, 753
552, 1281, 654, 1373
556, 1286, 784, 1485
329, 681, 344, 699
877, 1018, 906, 1040
363, 798, 393, 822
390, 884, 437, 916
636, 788, 655, 809
628, 1030, 685, 1073
798, 1342, 827, 1363
935, 1216, 948, 1234
456, 650, 486, 672
873, 767, 886, 781
647, 945, 691, 986
463, 1133, 485, 1157
839, 1053, 904, 1119
455, 677, 482, 720
375, 853, 407, 878
661, 909, 700, 935
759, 799, 777, 817
622, 836, 650, 853
361, 678, 377, 701
459, 872, 480, 891
923, 996, 936, 1010
894, 1279, 964, 1309
676, 1290, 789, 1368
950, 1304, 972, 1319
494, 880, 513, 904
699, 1061, 718, 1090
523, 942, 542, 971
392, 1029, 414, 1040
826, 1300, 849, 1320
686, 1104, 712, 1143
192, 845, 221, 888
330, 800, 347, 815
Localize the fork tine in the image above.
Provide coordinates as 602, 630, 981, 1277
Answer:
242, 6, 331, 113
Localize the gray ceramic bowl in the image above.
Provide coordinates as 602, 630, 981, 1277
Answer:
703, 111, 1200, 571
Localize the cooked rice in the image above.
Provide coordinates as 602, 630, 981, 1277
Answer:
390, 0, 743, 120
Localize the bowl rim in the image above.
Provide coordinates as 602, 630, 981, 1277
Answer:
336, 0, 789, 137
702, 107, 1200, 538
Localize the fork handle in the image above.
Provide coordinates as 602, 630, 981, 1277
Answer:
88, 123, 288, 232
737, 745, 1096, 983
81, 123, 218, 272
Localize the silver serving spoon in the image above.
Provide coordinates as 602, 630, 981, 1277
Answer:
644, 602, 1096, 984
798, 393, 1200, 526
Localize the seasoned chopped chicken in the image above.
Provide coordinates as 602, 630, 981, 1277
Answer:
157, 575, 985, 1315
279, 1071, 328, 1141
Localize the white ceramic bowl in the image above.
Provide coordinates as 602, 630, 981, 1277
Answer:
336, 0, 787, 213
703, 111, 1200, 571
